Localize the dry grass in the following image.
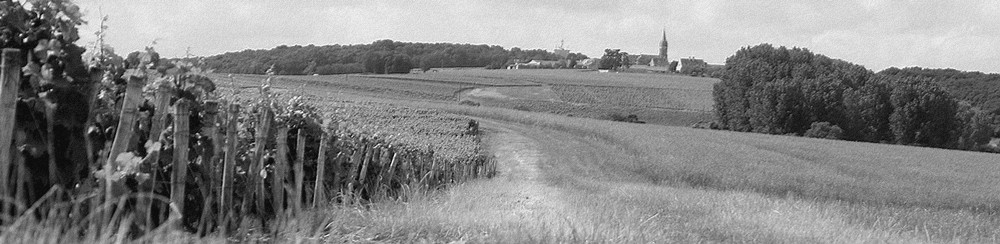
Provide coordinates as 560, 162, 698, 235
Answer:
417, 103, 1000, 242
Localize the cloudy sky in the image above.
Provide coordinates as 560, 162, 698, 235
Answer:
72, 0, 999, 73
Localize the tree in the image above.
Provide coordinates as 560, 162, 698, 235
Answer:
600, 49, 629, 70
302, 60, 317, 75
804, 122, 844, 139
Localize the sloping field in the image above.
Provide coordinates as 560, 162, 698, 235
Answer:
437, 68, 719, 89
424, 104, 1000, 241
210, 73, 999, 242
549, 85, 713, 111
445, 105, 1000, 211
215, 69, 720, 126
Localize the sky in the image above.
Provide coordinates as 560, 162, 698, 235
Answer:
70, 0, 1000, 73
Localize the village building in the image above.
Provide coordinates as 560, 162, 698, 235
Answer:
628, 31, 670, 67
677, 57, 708, 75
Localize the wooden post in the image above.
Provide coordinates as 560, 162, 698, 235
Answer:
0, 48, 21, 198
347, 141, 364, 192
170, 99, 191, 228
312, 130, 329, 208
379, 147, 391, 190
385, 149, 399, 192
219, 104, 239, 235
273, 127, 290, 218
293, 129, 305, 214
201, 100, 220, 177
105, 71, 147, 167
331, 152, 344, 196
140, 82, 174, 227
242, 107, 272, 218
400, 152, 412, 186
197, 100, 219, 233
105, 71, 146, 210
358, 144, 374, 187
147, 82, 174, 149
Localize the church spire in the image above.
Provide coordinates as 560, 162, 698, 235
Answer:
659, 29, 668, 59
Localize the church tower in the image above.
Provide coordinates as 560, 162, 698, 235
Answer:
659, 30, 668, 61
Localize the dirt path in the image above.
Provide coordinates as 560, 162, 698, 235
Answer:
437, 119, 586, 230
480, 120, 570, 219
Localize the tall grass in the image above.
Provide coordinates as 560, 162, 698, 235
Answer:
405, 101, 1000, 242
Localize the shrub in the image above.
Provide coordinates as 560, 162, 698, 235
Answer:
458, 100, 480, 106
804, 122, 844, 139
607, 113, 644, 123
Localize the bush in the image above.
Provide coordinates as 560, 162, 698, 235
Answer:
458, 100, 480, 106
804, 122, 844, 139
608, 113, 644, 123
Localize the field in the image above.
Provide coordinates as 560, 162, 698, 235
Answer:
8, 65, 999, 242
215, 69, 1000, 242
215, 69, 719, 126
418, 101, 1000, 242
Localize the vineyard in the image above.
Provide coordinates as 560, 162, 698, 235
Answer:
0, 2, 495, 241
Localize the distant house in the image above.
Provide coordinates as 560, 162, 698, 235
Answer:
530, 60, 561, 68
507, 60, 563, 69
575, 58, 601, 69
678, 57, 708, 75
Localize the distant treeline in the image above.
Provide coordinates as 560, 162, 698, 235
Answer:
713, 44, 996, 151
879, 67, 1000, 117
202, 40, 587, 75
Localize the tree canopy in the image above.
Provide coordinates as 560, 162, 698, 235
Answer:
713, 44, 993, 151
599, 49, 630, 70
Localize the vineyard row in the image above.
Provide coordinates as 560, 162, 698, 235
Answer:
0, 48, 497, 235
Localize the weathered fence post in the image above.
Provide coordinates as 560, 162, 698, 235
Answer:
346, 140, 364, 198
312, 128, 329, 208
0, 48, 21, 198
197, 100, 220, 234
104, 71, 146, 216
201, 100, 220, 178
358, 144, 375, 193
293, 129, 306, 214
378, 147, 391, 193
170, 99, 192, 228
219, 104, 240, 236
242, 107, 272, 219
385, 148, 399, 193
274, 127, 290, 219
105, 71, 147, 167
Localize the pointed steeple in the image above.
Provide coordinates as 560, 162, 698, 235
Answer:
659, 29, 668, 59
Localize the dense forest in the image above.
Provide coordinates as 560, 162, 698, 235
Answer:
201, 40, 587, 75
713, 44, 995, 151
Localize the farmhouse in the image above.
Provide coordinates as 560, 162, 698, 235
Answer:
677, 57, 708, 74
575, 58, 601, 69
